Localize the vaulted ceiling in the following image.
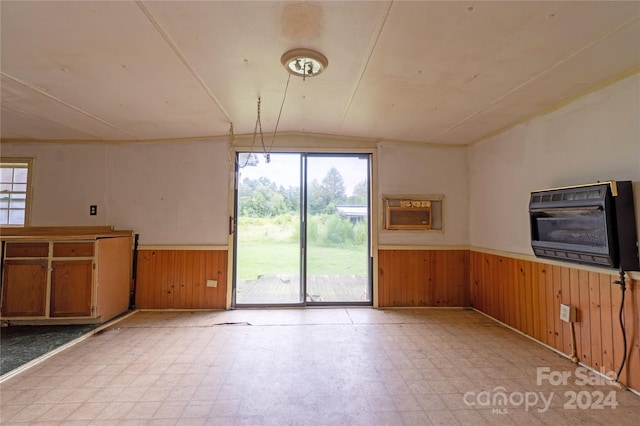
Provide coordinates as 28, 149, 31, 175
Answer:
1, 1, 639, 145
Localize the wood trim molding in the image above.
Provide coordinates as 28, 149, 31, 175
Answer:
378, 245, 469, 251
138, 245, 228, 251
469, 246, 640, 280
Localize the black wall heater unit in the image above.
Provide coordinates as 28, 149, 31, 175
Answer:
529, 181, 639, 271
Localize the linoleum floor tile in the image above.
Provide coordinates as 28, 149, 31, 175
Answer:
2, 308, 639, 425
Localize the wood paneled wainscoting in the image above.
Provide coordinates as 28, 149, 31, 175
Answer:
135, 249, 227, 310
470, 250, 640, 392
378, 249, 470, 307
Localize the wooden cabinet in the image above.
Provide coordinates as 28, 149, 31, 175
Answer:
2, 259, 48, 316
1, 227, 133, 324
51, 260, 93, 317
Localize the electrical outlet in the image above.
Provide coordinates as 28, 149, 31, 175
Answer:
560, 304, 577, 323
90, 205, 97, 216
206, 279, 217, 288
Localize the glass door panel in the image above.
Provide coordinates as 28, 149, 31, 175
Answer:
234, 153, 303, 305
305, 155, 371, 304
234, 152, 371, 306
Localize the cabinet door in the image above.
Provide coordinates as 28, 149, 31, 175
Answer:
1, 259, 48, 317
50, 260, 93, 317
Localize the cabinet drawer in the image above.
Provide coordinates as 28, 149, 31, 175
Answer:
53, 242, 95, 257
5, 242, 49, 258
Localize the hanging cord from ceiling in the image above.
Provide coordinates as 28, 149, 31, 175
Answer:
228, 122, 235, 142
264, 73, 292, 162
227, 122, 236, 165
227, 123, 236, 158
237, 97, 265, 169
255, 97, 267, 156
238, 72, 292, 167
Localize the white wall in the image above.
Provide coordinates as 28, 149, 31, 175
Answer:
468, 74, 640, 255
3, 137, 470, 248
377, 142, 469, 246
4, 73, 636, 252
105, 141, 231, 245
1, 139, 231, 245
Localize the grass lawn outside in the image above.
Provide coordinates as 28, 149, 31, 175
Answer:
236, 215, 369, 280
236, 242, 368, 280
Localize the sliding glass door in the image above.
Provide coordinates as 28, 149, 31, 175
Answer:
234, 153, 303, 305
305, 155, 370, 304
233, 152, 371, 307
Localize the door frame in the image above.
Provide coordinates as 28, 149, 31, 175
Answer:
228, 147, 378, 309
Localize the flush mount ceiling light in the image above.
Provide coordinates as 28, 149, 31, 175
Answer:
281, 48, 328, 78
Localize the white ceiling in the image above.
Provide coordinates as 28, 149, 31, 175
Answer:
1, 1, 639, 145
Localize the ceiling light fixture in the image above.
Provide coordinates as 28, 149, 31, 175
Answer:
281, 48, 328, 79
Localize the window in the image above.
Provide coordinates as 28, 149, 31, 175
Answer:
0, 158, 32, 226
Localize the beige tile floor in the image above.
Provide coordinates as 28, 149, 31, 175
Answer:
1, 308, 639, 425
